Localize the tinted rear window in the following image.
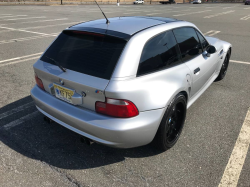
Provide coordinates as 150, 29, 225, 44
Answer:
41, 31, 127, 80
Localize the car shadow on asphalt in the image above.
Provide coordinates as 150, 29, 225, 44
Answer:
0, 96, 164, 169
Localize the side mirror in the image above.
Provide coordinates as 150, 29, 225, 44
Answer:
207, 45, 216, 54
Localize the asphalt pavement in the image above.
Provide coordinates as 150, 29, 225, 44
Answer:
0, 3, 250, 187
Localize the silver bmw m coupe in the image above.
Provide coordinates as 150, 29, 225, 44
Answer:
31, 17, 232, 150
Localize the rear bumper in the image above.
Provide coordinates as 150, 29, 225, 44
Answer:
31, 85, 165, 148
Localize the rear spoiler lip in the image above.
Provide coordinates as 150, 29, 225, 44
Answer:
65, 27, 131, 41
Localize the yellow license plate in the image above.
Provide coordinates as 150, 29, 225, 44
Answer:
53, 84, 74, 104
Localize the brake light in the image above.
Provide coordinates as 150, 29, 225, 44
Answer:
71, 31, 104, 37
95, 98, 139, 118
35, 74, 45, 90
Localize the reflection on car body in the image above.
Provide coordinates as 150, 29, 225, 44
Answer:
31, 17, 232, 151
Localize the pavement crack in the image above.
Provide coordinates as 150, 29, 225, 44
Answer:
42, 162, 84, 187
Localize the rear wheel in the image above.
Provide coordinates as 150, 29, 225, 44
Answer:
153, 93, 187, 151
215, 51, 230, 81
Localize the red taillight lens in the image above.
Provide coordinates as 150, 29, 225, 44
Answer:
35, 74, 45, 90
95, 98, 139, 118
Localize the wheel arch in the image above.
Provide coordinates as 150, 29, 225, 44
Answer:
179, 91, 188, 103
228, 47, 232, 57
160, 90, 189, 123
152, 90, 188, 145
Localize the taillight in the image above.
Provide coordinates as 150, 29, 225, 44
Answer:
95, 98, 139, 118
35, 74, 45, 90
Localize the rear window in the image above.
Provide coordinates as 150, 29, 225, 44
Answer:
40, 30, 127, 80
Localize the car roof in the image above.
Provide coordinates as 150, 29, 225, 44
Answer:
68, 17, 180, 38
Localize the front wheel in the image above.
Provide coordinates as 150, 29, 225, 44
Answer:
153, 93, 187, 151
215, 51, 230, 81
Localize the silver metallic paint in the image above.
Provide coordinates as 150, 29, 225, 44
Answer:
34, 61, 108, 111
31, 18, 232, 148
111, 21, 198, 79
71, 17, 165, 35
31, 85, 164, 148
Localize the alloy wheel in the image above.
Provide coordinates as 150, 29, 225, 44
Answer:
165, 102, 185, 144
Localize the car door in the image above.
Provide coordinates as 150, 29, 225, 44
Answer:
173, 27, 217, 97
195, 29, 218, 77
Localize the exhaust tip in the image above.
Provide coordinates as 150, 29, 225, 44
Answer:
43, 116, 53, 124
80, 137, 94, 146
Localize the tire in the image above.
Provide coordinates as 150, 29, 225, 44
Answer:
153, 93, 187, 151
215, 51, 231, 81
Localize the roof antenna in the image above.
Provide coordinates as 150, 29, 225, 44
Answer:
95, 1, 110, 25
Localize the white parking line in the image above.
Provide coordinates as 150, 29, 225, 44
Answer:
6, 16, 46, 21
203, 30, 214, 35
18, 22, 79, 30
3, 111, 40, 130
219, 109, 250, 187
0, 26, 58, 35
1, 18, 68, 25
244, 7, 250, 9
0, 21, 79, 34
240, 15, 250, 20
0, 102, 34, 120
230, 60, 250, 65
173, 10, 212, 17
204, 10, 235, 18
0, 52, 43, 64
0, 56, 41, 68
0, 33, 58, 45
208, 31, 220, 36
0, 15, 27, 19
223, 6, 233, 9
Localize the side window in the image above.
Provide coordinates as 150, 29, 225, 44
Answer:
137, 30, 181, 76
196, 30, 209, 51
173, 27, 203, 63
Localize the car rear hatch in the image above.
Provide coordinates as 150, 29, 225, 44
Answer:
33, 30, 127, 111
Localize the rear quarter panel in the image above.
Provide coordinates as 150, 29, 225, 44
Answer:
105, 63, 191, 112
106, 21, 201, 111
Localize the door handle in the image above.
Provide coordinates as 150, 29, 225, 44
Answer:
194, 67, 200, 74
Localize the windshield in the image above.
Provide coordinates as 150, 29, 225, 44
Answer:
41, 30, 127, 80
